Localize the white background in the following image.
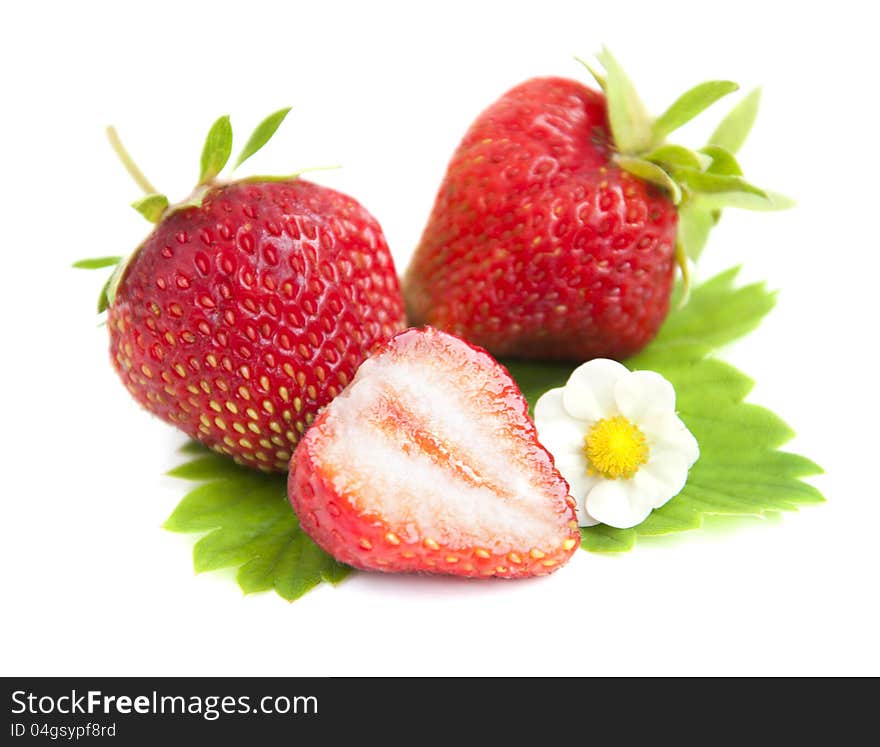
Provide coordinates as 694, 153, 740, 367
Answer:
2, 0, 877, 676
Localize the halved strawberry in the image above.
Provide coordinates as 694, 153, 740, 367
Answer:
288, 327, 580, 578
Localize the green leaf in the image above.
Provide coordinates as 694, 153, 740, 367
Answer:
180, 439, 211, 456
102, 249, 139, 311
72, 256, 122, 269
644, 144, 712, 172
580, 525, 635, 552
616, 156, 681, 204
652, 80, 739, 141
503, 267, 823, 552
700, 145, 743, 176
97, 274, 112, 313
709, 88, 762, 155
199, 115, 233, 184
678, 168, 768, 199
76, 254, 126, 312
636, 500, 702, 535
241, 164, 343, 185
575, 56, 606, 91
631, 267, 776, 360
166, 455, 246, 481
596, 48, 654, 154
694, 190, 795, 212
164, 447, 350, 601
677, 202, 716, 261
131, 194, 169, 223
234, 107, 292, 169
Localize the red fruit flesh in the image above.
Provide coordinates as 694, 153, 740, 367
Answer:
109, 179, 405, 471
404, 77, 678, 361
288, 327, 580, 577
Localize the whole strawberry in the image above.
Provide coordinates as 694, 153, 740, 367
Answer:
78, 110, 405, 471
404, 50, 789, 361
288, 327, 580, 577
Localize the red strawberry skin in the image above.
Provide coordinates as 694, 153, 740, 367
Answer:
288, 327, 581, 578
404, 77, 678, 361
109, 179, 405, 471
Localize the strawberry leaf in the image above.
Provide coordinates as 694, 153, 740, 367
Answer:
131, 194, 169, 223
234, 107, 292, 169
694, 190, 795, 212
102, 247, 144, 311
199, 115, 233, 184
709, 88, 762, 155
652, 80, 739, 142
72, 256, 122, 269
164, 447, 350, 601
580, 525, 636, 552
574, 56, 606, 91
677, 202, 716, 261
503, 267, 823, 551
679, 168, 768, 199
631, 267, 777, 361
97, 274, 113, 313
241, 165, 343, 185
616, 156, 681, 204
596, 48, 654, 154
700, 145, 743, 176
644, 144, 712, 172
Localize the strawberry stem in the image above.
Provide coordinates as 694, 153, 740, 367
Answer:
106, 126, 159, 195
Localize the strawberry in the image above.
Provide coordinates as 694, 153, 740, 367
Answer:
404, 50, 789, 361
288, 327, 580, 577
77, 110, 405, 471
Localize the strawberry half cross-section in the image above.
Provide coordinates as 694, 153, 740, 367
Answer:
288, 327, 581, 578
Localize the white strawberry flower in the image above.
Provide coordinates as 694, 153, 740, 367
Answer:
534, 359, 699, 529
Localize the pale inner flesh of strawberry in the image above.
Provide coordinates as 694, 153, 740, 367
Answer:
317, 339, 569, 555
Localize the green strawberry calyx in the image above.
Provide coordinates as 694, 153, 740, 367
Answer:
74, 108, 299, 313
579, 48, 793, 288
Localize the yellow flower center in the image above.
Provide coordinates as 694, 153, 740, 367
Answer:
583, 415, 649, 480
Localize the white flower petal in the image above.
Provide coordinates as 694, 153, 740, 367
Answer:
636, 451, 691, 508
614, 370, 676, 422
562, 359, 628, 421
554, 453, 589, 492
629, 468, 667, 508
550, 450, 600, 528
536, 419, 583, 462
563, 463, 598, 500
552, 449, 588, 481
533, 387, 567, 429
579, 504, 601, 527
532, 389, 602, 528
584, 479, 653, 529
641, 412, 700, 466
567, 487, 600, 527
